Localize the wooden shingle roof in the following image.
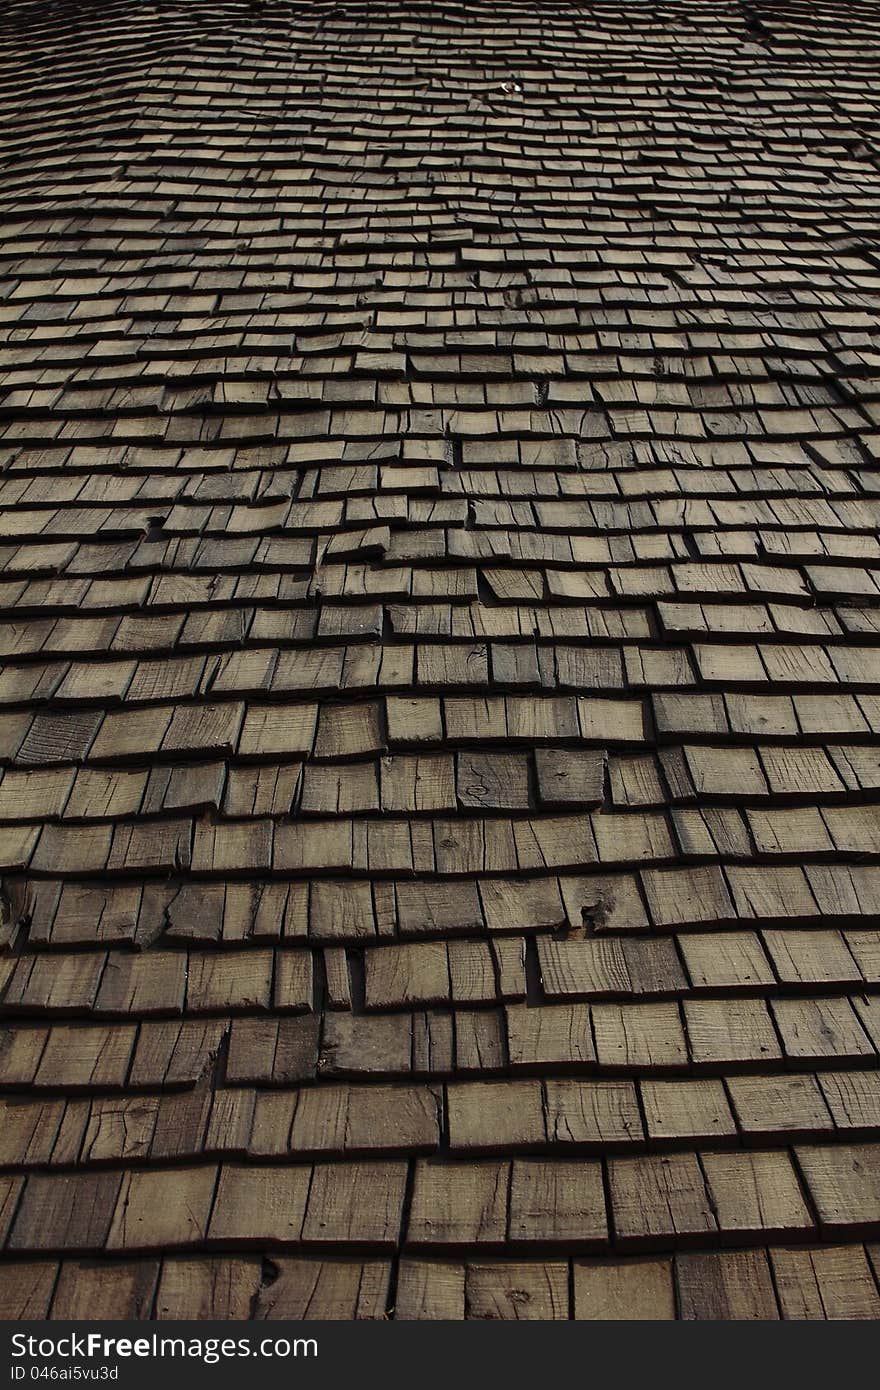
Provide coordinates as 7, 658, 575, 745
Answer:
0, 0, 879, 1320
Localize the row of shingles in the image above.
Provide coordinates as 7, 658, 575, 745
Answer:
1, 895, 878, 1061
9, 858, 880, 953
5, 489, 878, 608
13, 745, 880, 817
0, 987, 876, 1089
3, 565, 880, 663
10, 776, 880, 881
4, 462, 880, 557
2, 210, 873, 318
1, 918, 877, 1020
2, 435, 874, 497
0, 608, 878, 703
11, 794, 880, 886
3, 256, 873, 391
3, 1241, 880, 1320
10, 748, 880, 844
6, 828, 880, 955
0, 1063, 878, 1167
0, 1139, 878, 1258
0, 621, 877, 704
0, 329, 874, 469
0, 402, 871, 459
9, 741, 880, 824
6, 729, 880, 825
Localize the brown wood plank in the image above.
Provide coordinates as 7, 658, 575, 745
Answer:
676, 1249, 779, 1319
574, 1257, 675, 1320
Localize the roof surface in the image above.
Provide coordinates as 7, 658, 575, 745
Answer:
0, 0, 879, 1320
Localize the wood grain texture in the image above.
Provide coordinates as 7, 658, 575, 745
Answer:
0, 0, 879, 1319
